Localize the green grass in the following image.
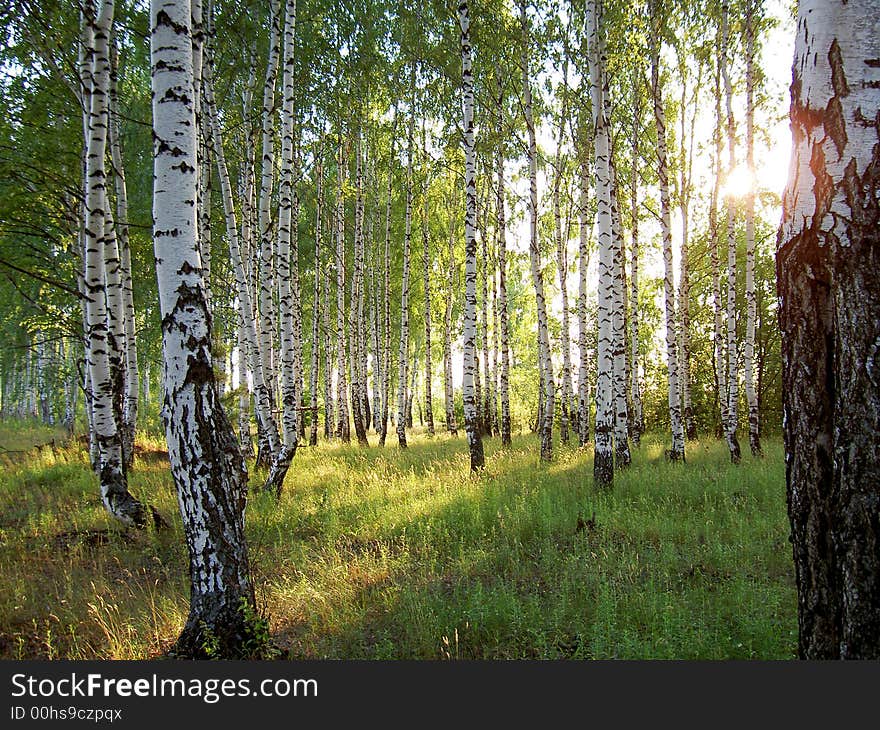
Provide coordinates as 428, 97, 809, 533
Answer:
0, 422, 797, 659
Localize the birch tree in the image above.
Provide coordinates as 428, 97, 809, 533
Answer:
721, 0, 742, 463
151, 0, 260, 658
459, 0, 484, 471
777, 0, 880, 659
651, 1, 685, 462
421, 124, 435, 437
743, 0, 761, 456
587, 0, 614, 482
82, 0, 152, 526
396, 70, 415, 450
264, 0, 299, 496
495, 79, 511, 447
521, 1, 554, 462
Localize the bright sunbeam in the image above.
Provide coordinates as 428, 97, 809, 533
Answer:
721, 164, 756, 199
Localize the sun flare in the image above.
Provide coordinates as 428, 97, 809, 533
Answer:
721, 164, 756, 199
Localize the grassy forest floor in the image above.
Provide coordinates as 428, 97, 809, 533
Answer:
0, 420, 796, 659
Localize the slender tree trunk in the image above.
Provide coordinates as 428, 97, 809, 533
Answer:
151, 0, 258, 658
309, 149, 323, 447
628, 106, 643, 445
323, 230, 334, 440
421, 125, 435, 436
721, 0, 742, 463
256, 0, 282, 416
743, 0, 761, 456
82, 0, 152, 527
778, 0, 880, 658
351, 134, 369, 446
577, 145, 592, 448
109, 33, 138, 467
443, 206, 458, 436
459, 1, 484, 471
264, 0, 299, 497
587, 0, 614, 482
335, 141, 350, 442
397, 72, 415, 450
379, 116, 395, 447
710, 48, 728, 441
553, 64, 573, 446
651, 12, 685, 462
521, 1, 554, 462
495, 88, 511, 446
609, 164, 631, 467
678, 74, 697, 441
204, 51, 280, 461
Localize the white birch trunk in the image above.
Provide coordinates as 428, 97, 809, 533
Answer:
309, 149, 323, 447
151, 0, 256, 657
396, 77, 414, 450
109, 34, 138, 466
521, 1, 554, 462
459, 1, 484, 470
721, 0, 742, 463
576, 136, 593, 449
83, 0, 151, 526
495, 86, 511, 446
743, 0, 761, 456
335, 142, 350, 442
204, 54, 280, 459
264, 0, 299, 496
256, 0, 282, 408
651, 14, 686, 462
628, 107, 643, 445
587, 0, 614, 481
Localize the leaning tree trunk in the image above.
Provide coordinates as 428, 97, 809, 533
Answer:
651, 20, 685, 462
778, 0, 880, 659
264, 0, 299, 497
521, 1, 554, 463
459, 0, 484, 471
743, 0, 761, 456
587, 0, 614, 482
721, 0, 742, 464
82, 0, 152, 527
151, 0, 259, 658
204, 54, 280, 461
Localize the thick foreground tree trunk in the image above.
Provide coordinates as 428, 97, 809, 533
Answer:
151, 0, 262, 658
777, 0, 880, 659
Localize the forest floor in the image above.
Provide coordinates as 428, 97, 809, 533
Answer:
0, 420, 796, 659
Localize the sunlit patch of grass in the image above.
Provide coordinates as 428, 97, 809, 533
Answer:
0, 422, 796, 659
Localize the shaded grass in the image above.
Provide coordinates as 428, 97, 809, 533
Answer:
0, 425, 796, 659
